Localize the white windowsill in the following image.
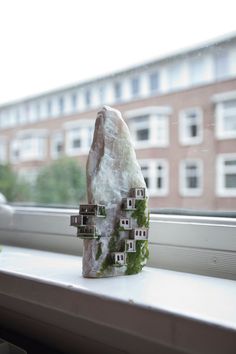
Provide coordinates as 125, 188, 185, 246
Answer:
0, 245, 235, 354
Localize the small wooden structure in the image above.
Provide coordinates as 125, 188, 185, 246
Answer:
120, 217, 132, 230
80, 204, 106, 217
131, 228, 148, 240
125, 239, 136, 252
77, 225, 101, 239
130, 187, 146, 199
112, 252, 126, 266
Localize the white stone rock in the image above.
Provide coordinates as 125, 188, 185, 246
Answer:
83, 106, 148, 277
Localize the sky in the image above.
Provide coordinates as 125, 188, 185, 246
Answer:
0, 0, 235, 105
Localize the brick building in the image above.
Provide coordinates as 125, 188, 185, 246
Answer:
0, 33, 236, 210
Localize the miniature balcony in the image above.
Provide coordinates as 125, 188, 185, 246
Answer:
79, 204, 106, 217
112, 252, 126, 266
71, 215, 95, 227
120, 218, 132, 230
76, 225, 101, 239
122, 198, 136, 211
131, 228, 148, 240
125, 239, 136, 252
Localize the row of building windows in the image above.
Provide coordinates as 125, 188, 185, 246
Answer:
0, 47, 234, 130
140, 156, 236, 197
0, 99, 235, 164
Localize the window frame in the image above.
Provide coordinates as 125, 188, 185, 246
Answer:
214, 91, 236, 140
216, 153, 236, 197
64, 119, 94, 156
179, 159, 203, 197
139, 159, 169, 197
125, 106, 171, 149
179, 107, 203, 145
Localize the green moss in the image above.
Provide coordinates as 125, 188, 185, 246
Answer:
99, 253, 113, 274
125, 240, 149, 275
95, 242, 102, 260
131, 199, 149, 227
99, 222, 125, 274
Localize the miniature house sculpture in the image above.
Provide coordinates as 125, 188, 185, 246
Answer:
71, 187, 149, 273
70, 106, 149, 278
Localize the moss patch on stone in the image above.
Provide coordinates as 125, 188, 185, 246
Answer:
125, 240, 149, 275
131, 199, 149, 227
95, 242, 102, 260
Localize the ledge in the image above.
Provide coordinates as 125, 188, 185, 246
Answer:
0, 246, 236, 354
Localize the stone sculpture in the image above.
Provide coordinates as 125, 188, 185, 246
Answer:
71, 106, 149, 277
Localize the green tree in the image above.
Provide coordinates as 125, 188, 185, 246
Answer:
34, 158, 86, 205
0, 164, 31, 202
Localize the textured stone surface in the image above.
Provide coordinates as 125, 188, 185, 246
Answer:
83, 106, 149, 277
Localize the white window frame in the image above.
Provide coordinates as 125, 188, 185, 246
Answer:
216, 153, 236, 197
125, 106, 171, 149
64, 120, 94, 156
213, 91, 236, 140
179, 159, 203, 197
51, 131, 64, 159
179, 107, 203, 145
139, 159, 169, 197
0, 137, 7, 163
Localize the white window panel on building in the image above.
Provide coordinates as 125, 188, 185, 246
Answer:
51, 132, 64, 159
64, 120, 94, 156
19, 134, 47, 162
214, 93, 236, 139
10, 140, 20, 163
130, 76, 140, 97
126, 106, 171, 149
139, 159, 169, 197
0, 138, 7, 163
179, 159, 203, 197
179, 107, 203, 145
149, 72, 160, 94
11, 130, 48, 163
114, 81, 122, 102
214, 50, 230, 80
217, 154, 236, 197
189, 56, 206, 85
168, 62, 183, 90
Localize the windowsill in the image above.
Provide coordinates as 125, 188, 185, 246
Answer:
0, 245, 235, 353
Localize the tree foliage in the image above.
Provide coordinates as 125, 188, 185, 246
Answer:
0, 164, 30, 202
34, 158, 86, 205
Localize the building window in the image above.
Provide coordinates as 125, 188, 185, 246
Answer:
141, 165, 149, 188
214, 51, 229, 80
85, 89, 91, 107
59, 97, 64, 115
139, 159, 169, 196
168, 63, 182, 90
47, 100, 52, 116
180, 160, 203, 196
99, 86, 105, 104
179, 108, 203, 145
114, 82, 122, 101
0, 139, 7, 163
131, 76, 140, 97
10, 140, 20, 163
127, 107, 170, 148
71, 93, 77, 111
65, 123, 94, 156
36, 103, 41, 119
189, 57, 205, 85
217, 154, 236, 197
215, 99, 236, 139
149, 72, 159, 93
51, 132, 64, 159
20, 135, 46, 162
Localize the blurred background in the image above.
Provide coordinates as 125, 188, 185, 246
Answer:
0, 0, 236, 213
